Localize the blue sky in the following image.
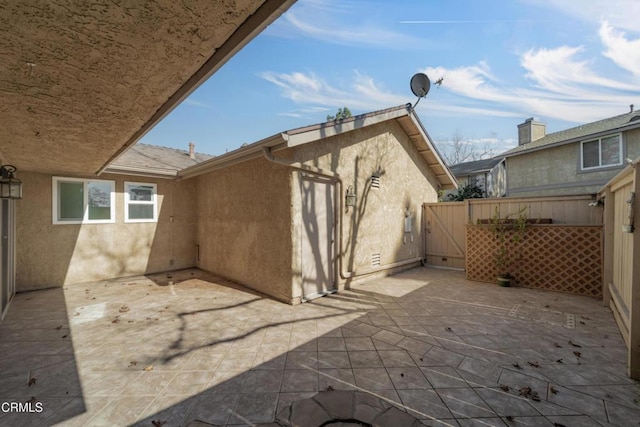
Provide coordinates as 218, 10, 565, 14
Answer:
141, 0, 640, 160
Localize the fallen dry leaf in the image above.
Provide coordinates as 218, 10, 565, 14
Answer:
119, 305, 130, 313
326, 385, 334, 391
518, 386, 532, 397
550, 386, 558, 394
151, 420, 166, 427
512, 363, 523, 370
573, 351, 581, 358
568, 340, 582, 348
129, 361, 137, 367
556, 358, 564, 364
55, 325, 63, 330
143, 365, 154, 371
527, 361, 540, 368
27, 372, 36, 387
499, 384, 510, 392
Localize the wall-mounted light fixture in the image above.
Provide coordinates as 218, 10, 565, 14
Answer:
345, 185, 356, 207
0, 165, 22, 199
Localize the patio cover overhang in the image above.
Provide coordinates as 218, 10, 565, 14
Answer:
0, 0, 295, 176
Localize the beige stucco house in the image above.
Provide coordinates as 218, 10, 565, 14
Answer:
14, 105, 454, 305
504, 109, 640, 197
447, 157, 506, 198
181, 104, 455, 303
0, 0, 297, 320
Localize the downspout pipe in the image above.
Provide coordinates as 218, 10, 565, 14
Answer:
262, 147, 423, 283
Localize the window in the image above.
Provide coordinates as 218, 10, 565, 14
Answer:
53, 177, 115, 224
124, 182, 157, 223
581, 134, 622, 170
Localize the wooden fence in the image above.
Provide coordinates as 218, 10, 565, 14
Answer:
599, 159, 640, 380
423, 195, 603, 269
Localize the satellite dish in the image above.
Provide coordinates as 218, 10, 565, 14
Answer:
410, 73, 430, 108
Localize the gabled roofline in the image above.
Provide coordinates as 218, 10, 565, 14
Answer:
405, 109, 457, 189
505, 117, 640, 158
102, 164, 179, 179
178, 104, 456, 189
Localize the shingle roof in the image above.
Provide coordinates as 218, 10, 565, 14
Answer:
448, 157, 504, 177
107, 143, 214, 176
504, 111, 640, 157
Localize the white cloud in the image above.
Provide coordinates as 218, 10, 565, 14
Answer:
599, 22, 640, 77
422, 26, 640, 124
522, 0, 640, 33
271, 0, 429, 49
260, 69, 523, 120
259, 70, 407, 111
261, 24, 638, 125
183, 99, 210, 108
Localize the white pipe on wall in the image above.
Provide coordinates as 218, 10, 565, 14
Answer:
262, 147, 423, 284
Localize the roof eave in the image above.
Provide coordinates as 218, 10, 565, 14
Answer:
178, 134, 288, 179
505, 120, 640, 158
97, 0, 297, 175
404, 110, 457, 190
103, 165, 179, 179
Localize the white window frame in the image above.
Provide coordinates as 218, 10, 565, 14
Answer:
580, 133, 623, 171
124, 181, 158, 223
52, 177, 116, 225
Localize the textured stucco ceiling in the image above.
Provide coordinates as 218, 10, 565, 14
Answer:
0, 0, 293, 176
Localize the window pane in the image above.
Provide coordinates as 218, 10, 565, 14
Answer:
87, 181, 112, 220
582, 140, 599, 168
601, 135, 620, 166
59, 182, 83, 220
128, 204, 154, 220
128, 185, 154, 201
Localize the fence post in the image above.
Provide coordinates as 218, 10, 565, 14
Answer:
602, 187, 614, 308
464, 199, 470, 226
629, 165, 640, 380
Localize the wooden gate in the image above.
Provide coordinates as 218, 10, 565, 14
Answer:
423, 202, 467, 269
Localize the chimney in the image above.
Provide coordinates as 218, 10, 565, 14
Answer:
517, 117, 546, 146
631, 104, 635, 113
188, 142, 195, 159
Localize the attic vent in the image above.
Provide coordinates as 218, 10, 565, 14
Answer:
371, 252, 381, 267
371, 175, 380, 189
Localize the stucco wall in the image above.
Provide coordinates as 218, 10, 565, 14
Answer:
287, 120, 440, 296
15, 172, 197, 290
507, 128, 640, 197
194, 158, 294, 303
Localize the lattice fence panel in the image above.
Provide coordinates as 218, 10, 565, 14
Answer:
466, 225, 602, 297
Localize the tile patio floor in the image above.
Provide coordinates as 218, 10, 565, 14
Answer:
1, 267, 639, 426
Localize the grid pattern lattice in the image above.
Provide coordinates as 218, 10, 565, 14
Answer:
466, 225, 602, 297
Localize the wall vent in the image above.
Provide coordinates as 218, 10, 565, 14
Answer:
371, 252, 381, 267
371, 174, 380, 189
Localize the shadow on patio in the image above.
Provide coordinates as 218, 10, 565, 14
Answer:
1, 267, 640, 426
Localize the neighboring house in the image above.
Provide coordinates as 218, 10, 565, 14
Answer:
448, 157, 506, 198
15, 104, 455, 305
503, 109, 640, 197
